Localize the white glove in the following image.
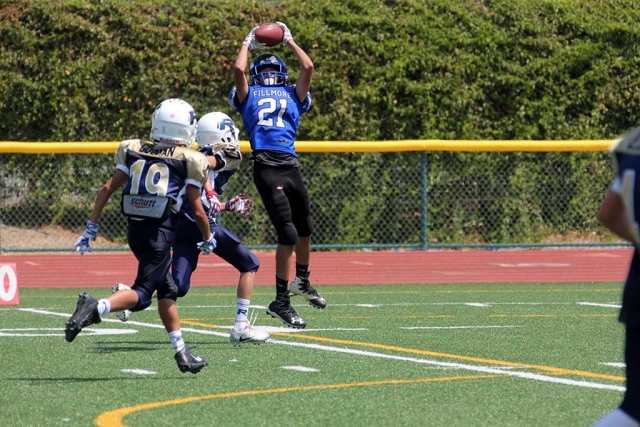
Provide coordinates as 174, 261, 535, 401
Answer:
197, 234, 217, 255
226, 194, 254, 216
242, 26, 259, 46
276, 22, 293, 45
74, 220, 98, 256
206, 190, 221, 219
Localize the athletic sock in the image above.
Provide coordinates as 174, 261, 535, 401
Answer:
97, 299, 111, 315
235, 298, 250, 331
295, 263, 309, 278
168, 330, 185, 354
276, 276, 289, 297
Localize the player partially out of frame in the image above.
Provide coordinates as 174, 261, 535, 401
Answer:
113, 112, 269, 346
66, 98, 215, 375
592, 128, 640, 426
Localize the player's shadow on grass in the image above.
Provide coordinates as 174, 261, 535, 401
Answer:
92, 340, 229, 354
8, 377, 165, 383
92, 340, 166, 354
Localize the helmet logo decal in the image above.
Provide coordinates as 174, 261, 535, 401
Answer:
219, 118, 234, 131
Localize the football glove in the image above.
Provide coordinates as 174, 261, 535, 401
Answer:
197, 234, 217, 255
206, 190, 221, 219
74, 220, 98, 256
242, 26, 259, 46
276, 22, 293, 45
243, 26, 264, 50
226, 194, 254, 216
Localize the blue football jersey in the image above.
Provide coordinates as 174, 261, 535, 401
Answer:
229, 85, 311, 155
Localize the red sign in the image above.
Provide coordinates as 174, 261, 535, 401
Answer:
0, 263, 19, 305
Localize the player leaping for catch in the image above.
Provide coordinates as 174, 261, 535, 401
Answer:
229, 22, 326, 330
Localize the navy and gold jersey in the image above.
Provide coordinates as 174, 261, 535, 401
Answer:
114, 139, 208, 219
229, 85, 311, 156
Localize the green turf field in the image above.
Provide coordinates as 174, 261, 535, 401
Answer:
0, 283, 627, 426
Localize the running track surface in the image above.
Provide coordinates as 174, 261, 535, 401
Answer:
0, 249, 633, 288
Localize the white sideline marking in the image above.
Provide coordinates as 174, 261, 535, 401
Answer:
267, 339, 625, 392
263, 327, 368, 332
178, 305, 268, 309
601, 362, 625, 368
328, 302, 575, 307
22, 308, 625, 392
350, 261, 375, 266
282, 366, 319, 372
401, 325, 521, 330
465, 303, 491, 307
578, 302, 622, 308
0, 327, 138, 337
121, 369, 157, 375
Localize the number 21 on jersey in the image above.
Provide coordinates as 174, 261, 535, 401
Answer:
257, 98, 287, 128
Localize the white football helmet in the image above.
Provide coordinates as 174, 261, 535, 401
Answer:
149, 98, 197, 147
196, 112, 240, 149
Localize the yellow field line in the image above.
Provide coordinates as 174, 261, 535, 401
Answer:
490, 314, 616, 318
269, 332, 625, 382
95, 374, 501, 427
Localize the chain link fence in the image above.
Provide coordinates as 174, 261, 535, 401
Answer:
0, 150, 623, 252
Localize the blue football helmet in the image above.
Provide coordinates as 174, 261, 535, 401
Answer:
249, 53, 288, 86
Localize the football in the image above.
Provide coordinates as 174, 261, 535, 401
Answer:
255, 23, 284, 47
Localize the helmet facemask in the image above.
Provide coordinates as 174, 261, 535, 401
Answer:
256, 66, 286, 86
249, 53, 288, 86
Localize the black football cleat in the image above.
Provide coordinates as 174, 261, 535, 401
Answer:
289, 274, 326, 309
174, 346, 208, 374
266, 298, 307, 329
65, 292, 101, 342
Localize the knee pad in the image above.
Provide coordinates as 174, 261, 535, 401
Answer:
158, 282, 179, 301
277, 223, 299, 245
132, 288, 153, 312
173, 274, 190, 298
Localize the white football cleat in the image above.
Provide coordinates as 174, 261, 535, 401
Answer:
111, 283, 132, 322
230, 310, 269, 346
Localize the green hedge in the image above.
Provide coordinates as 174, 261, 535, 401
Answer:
1, 0, 635, 245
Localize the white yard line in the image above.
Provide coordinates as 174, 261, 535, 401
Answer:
19, 307, 625, 393
121, 369, 157, 375
282, 366, 320, 372
600, 362, 625, 368
577, 302, 622, 308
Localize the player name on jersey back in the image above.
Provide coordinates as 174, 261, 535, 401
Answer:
115, 139, 209, 220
